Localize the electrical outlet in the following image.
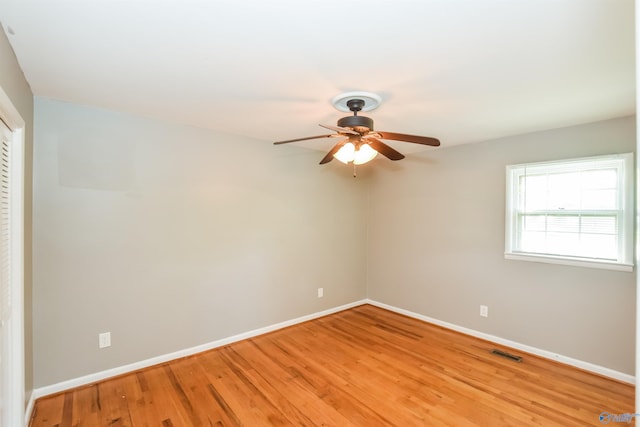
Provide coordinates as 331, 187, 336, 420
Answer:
480, 305, 489, 318
317, 288, 324, 298
99, 332, 111, 348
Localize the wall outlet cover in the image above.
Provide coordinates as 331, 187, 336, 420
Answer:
99, 332, 111, 348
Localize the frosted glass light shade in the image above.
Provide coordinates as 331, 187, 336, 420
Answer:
354, 144, 378, 165
334, 142, 355, 164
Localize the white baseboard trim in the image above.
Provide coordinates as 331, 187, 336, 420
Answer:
27, 296, 633, 423
29, 299, 367, 405
366, 299, 635, 385
24, 392, 35, 427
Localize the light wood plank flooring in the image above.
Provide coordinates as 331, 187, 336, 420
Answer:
29, 304, 634, 426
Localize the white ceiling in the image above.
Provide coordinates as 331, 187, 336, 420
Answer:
0, 0, 635, 153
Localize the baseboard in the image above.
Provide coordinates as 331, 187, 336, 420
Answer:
29, 299, 367, 405
366, 299, 635, 385
27, 296, 633, 420
24, 391, 35, 427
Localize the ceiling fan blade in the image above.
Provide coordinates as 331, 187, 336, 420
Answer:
376, 131, 440, 146
366, 137, 405, 161
319, 124, 359, 135
319, 140, 347, 164
274, 134, 335, 145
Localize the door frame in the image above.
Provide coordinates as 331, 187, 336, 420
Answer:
0, 86, 26, 427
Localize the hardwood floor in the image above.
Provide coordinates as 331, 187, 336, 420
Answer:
29, 304, 634, 426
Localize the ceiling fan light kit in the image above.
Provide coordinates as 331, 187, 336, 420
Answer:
274, 92, 440, 176
334, 142, 378, 165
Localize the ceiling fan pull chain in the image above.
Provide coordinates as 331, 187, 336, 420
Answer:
353, 162, 357, 178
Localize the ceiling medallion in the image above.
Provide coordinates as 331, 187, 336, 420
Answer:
331, 91, 382, 113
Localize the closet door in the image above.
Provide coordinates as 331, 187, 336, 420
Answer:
0, 119, 13, 427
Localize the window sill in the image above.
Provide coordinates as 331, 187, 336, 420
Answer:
504, 252, 634, 272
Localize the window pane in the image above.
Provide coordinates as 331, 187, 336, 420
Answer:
581, 216, 617, 235
582, 169, 617, 189
580, 233, 617, 260
547, 215, 579, 233
521, 214, 545, 231
521, 175, 547, 210
582, 189, 616, 209
519, 230, 546, 253
519, 229, 617, 260
548, 172, 581, 209
516, 213, 619, 260
546, 231, 580, 256
521, 169, 619, 211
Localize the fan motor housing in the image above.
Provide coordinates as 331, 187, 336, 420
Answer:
337, 115, 374, 132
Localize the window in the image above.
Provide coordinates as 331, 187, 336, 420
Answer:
505, 153, 634, 271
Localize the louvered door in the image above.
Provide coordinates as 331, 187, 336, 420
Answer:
0, 119, 11, 427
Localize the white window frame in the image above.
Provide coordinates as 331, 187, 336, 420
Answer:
505, 153, 634, 272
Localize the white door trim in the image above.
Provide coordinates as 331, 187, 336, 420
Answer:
0, 86, 26, 427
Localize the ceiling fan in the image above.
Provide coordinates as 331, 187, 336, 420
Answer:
274, 95, 440, 171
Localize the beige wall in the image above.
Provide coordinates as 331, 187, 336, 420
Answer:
31, 97, 637, 386
367, 116, 636, 374
0, 28, 34, 401
32, 97, 368, 387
